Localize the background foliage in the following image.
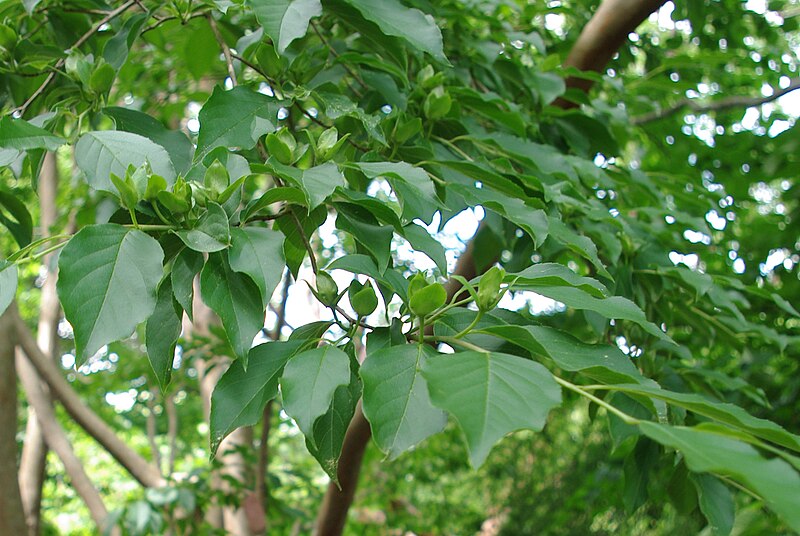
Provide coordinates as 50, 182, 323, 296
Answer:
1, 0, 799, 534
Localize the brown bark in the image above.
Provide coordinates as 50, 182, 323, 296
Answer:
561, 0, 668, 98
189, 281, 253, 536
0, 305, 28, 535
314, 402, 372, 536
14, 311, 164, 488
313, 1, 668, 533
18, 151, 60, 536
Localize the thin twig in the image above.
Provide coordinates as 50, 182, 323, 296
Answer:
141, 10, 210, 35
289, 210, 318, 273
13, 0, 137, 116
633, 78, 800, 125
310, 20, 367, 94
207, 14, 237, 85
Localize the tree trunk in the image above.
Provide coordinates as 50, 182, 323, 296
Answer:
16, 349, 110, 531
189, 281, 254, 536
18, 150, 60, 536
0, 305, 28, 535
313, 1, 669, 533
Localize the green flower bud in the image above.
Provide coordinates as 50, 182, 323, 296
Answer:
349, 280, 378, 317
423, 87, 452, 120
316, 271, 339, 306
266, 128, 296, 165
477, 266, 505, 311
204, 159, 230, 193
317, 127, 339, 156
409, 282, 446, 317
407, 273, 428, 300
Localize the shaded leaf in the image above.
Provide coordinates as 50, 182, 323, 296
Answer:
423, 351, 561, 467
229, 227, 285, 307
281, 345, 351, 443
196, 86, 281, 161
57, 224, 164, 362
210, 341, 303, 455
200, 252, 264, 364
75, 131, 176, 192
145, 278, 182, 390
249, 0, 322, 53
361, 344, 447, 459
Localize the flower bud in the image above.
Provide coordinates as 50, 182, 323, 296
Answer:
349, 280, 378, 317
316, 271, 339, 306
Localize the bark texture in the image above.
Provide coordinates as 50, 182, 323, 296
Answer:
18, 150, 60, 536
0, 305, 28, 535
16, 349, 110, 530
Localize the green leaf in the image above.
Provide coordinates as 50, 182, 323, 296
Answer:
242, 186, 307, 222
423, 351, 562, 467
210, 341, 303, 456
103, 107, 194, 174
103, 13, 148, 70
479, 325, 653, 387
529, 286, 673, 344
508, 262, 609, 297
341, 0, 447, 62
0, 116, 64, 151
692, 474, 735, 536
452, 184, 549, 247
229, 227, 285, 307
57, 224, 164, 362
547, 217, 611, 279
269, 159, 345, 209
299, 162, 346, 209
355, 161, 442, 224
360, 344, 447, 459
0, 189, 33, 247
611, 384, 800, 453
639, 423, 800, 532
74, 131, 176, 192
281, 345, 351, 442
306, 370, 360, 483
175, 202, 231, 253
336, 208, 393, 271
195, 86, 281, 162
200, 252, 265, 364
249, 0, 322, 54
145, 278, 182, 391
326, 254, 408, 301
0, 260, 17, 316
276, 205, 326, 277
171, 248, 203, 321
399, 223, 446, 274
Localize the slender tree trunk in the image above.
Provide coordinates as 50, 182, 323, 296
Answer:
16, 349, 110, 531
18, 151, 60, 536
0, 305, 28, 535
188, 281, 254, 536
313, 1, 669, 533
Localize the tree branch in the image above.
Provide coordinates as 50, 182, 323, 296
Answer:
13, 0, 137, 116
632, 77, 800, 125
18, 151, 60, 536
16, 349, 111, 532
13, 311, 164, 488
207, 14, 237, 86
558, 0, 668, 107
